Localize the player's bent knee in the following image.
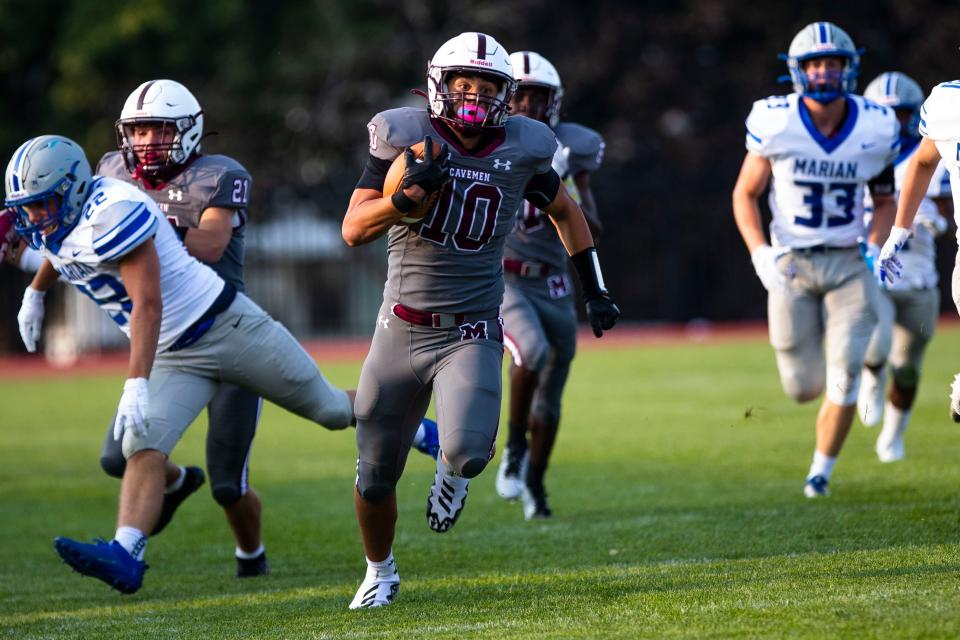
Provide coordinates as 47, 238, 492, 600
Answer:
781, 377, 823, 403
452, 456, 488, 479
211, 484, 242, 507
891, 365, 919, 389
99, 453, 126, 478
825, 366, 860, 406
357, 483, 396, 503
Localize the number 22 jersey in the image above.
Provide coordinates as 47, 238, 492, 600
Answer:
745, 93, 899, 249
40, 176, 224, 352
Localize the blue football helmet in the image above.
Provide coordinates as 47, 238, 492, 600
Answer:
864, 71, 924, 138
782, 22, 861, 104
4, 135, 92, 251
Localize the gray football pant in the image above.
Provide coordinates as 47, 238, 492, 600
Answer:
354, 303, 503, 499
101, 382, 261, 507
767, 248, 879, 404
502, 275, 577, 425
120, 292, 352, 459
864, 287, 939, 387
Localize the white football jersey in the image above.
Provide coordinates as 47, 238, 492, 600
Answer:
41, 176, 224, 352
864, 138, 950, 290
918, 81, 960, 242
745, 93, 899, 249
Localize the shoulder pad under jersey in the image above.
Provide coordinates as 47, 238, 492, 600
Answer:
367, 107, 431, 161
919, 81, 960, 141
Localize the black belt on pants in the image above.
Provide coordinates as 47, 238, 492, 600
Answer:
168, 282, 238, 352
790, 245, 856, 256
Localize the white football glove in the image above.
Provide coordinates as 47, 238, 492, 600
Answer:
113, 377, 150, 441
17, 286, 45, 352
750, 244, 787, 293
877, 226, 911, 287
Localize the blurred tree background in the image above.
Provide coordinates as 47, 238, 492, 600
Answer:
1, 0, 959, 350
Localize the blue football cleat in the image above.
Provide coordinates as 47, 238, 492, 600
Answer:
54, 537, 146, 594
414, 418, 440, 460
803, 475, 830, 498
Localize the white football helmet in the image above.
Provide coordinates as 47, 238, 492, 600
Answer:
509, 51, 564, 129
4, 135, 92, 251
783, 22, 860, 103
427, 32, 516, 134
116, 79, 204, 179
864, 72, 924, 137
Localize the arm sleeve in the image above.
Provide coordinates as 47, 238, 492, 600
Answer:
868, 163, 896, 198
355, 155, 393, 191
91, 201, 159, 262
523, 168, 562, 209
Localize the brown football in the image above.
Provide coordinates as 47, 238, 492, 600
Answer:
384, 140, 444, 223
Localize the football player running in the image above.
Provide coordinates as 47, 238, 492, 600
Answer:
93, 79, 269, 577
341, 32, 619, 608
857, 72, 952, 461
732, 22, 900, 498
7, 135, 358, 594
877, 74, 960, 422
496, 51, 605, 520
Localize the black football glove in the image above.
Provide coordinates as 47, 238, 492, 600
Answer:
585, 294, 620, 338
401, 135, 450, 194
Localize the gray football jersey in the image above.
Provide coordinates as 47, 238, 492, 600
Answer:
367, 108, 557, 313
503, 122, 605, 271
97, 152, 252, 291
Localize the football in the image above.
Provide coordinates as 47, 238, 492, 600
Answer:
384, 140, 444, 223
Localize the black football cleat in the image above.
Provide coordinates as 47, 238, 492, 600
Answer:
153, 466, 205, 536
236, 551, 270, 578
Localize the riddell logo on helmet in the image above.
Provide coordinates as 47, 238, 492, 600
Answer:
470, 59, 494, 67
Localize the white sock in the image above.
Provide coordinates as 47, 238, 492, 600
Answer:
114, 526, 147, 561
878, 402, 910, 447
411, 422, 427, 449
366, 552, 396, 575
236, 543, 265, 559
165, 465, 186, 494
807, 450, 836, 481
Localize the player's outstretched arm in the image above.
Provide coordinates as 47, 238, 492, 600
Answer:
877, 138, 942, 286
118, 238, 162, 381
543, 184, 619, 337
732, 151, 786, 293
894, 138, 942, 232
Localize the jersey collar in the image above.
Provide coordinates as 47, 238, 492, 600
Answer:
798, 96, 858, 154
429, 118, 506, 158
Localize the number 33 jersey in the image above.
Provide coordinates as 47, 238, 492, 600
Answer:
745, 93, 899, 249
366, 107, 557, 313
40, 176, 224, 351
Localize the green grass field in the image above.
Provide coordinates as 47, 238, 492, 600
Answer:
2, 328, 960, 639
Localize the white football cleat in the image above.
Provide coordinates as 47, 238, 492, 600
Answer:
426, 456, 470, 533
875, 435, 905, 463
495, 446, 528, 500
521, 484, 552, 520
857, 367, 885, 427
349, 557, 400, 609
950, 374, 960, 423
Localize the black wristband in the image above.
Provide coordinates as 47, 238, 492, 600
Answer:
174, 226, 188, 242
391, 190, 416, 214
570, 247, 608, 299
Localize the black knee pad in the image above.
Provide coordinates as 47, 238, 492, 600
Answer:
358, 483, 396, 503
356, 460, 399, 503
99, 453, 126, 479
891, 365, 919, 389
211, 484, 242, 508
456, 456, 489, 479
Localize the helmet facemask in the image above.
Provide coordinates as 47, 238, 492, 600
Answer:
510, 84, 559, 126
11, 177, 81, 251
116, 115, 201, 181
791, 55, 857, 104
429, 67, 515, 136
